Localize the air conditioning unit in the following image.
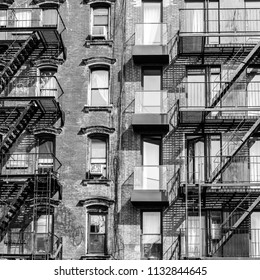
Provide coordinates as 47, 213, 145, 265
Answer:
90, 163, 106, 175
91, 26, 107, 39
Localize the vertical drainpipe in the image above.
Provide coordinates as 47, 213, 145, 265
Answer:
112, 0, 126, 259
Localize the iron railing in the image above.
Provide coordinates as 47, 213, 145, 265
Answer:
183, 155, 260, 185
163, 233, 181, 260
176, 81, 260, 111
0, 75, 64, 99
180, 8, 260, 35
2, 232, 62, 258
0, 8, 65, 34
0, 153, 62, 176
180, 227, 260, 259
135, 23, 167, 45
135, 90, 168, 114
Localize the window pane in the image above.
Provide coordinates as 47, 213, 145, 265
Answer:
91, 139, 106, 159
91, 69, 109, 105
91, 89, 109, 106
143, 212, 161, 234
94, 15, 108, 26
143, 2, 161, 23
42, 9, 57, 26
91, 70, 109, 89
93, 8, 108, 16
90, 215, 106, 233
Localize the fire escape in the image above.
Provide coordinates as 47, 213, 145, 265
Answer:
166, 7, 260, 259
0, 6, 65, 260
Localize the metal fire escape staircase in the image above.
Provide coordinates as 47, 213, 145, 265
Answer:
210, 41, 260, 108
210, 194, 260, 255
0, 179, 34, 242
205, 41, 260, 255
0, 32, 42, 93
0, 101, 41, 155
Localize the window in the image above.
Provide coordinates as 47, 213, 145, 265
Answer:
186, 67, 220, 108
0, 10, 7, 28
89, 68, 109, 106
142, 136, 162, 189
39, 68, 57, 98
187, 135, 221, 183
15, 9, 31, 28
38, 135, 55, 173
141, 211, 162, 259
142, 1, 162, 45
139, 68, 164, 114
88, 213, 106, 254
91, 7, 109, 39
35, 215, 53, 254
42, 9, 58, 27
89, 136, 107, 179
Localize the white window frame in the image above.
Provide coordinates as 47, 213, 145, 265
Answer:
90, 5, 110, 40
88, 67, 110, 106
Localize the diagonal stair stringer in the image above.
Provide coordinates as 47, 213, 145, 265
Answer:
210, 41, 260, 109
210, 194, 260, 255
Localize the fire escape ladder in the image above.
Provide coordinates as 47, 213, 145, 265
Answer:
0, 179, 34, 242
210, 194, 260, 255
0, 32, 42, 93
210, 41, 260, 109
209, 117, 260, 183
0, 101, 39, 155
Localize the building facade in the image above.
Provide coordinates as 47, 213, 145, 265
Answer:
0, 0, 260, 260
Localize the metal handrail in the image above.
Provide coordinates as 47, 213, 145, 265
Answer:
0, 75, 64, 99
0, 8, 66, 32
1, 153, 62, 173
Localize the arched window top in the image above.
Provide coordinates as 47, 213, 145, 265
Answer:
38, 64, 58, 72
80, 57, 116, 66
84, 0, 115, 6
34, 58, 62, 68
32, 127, 62, 136
31, 0, 66, 7
77, 197, 114, 208
79, 126, 115, 136
0, 0, 14, 8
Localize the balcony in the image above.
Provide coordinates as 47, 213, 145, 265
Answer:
179, 8, 260, 54
0, 8, 65, 33
173, 81, 260, 127
184, 155, 260, 186
131, 165, 173, 207
0, 232, 62, 259
179, 228, 260, 259
0, 8, 66, 59
0, 75, 64, 106
132, 23, 169, 64
132, 90, 169, 133
0, 153, 61, 177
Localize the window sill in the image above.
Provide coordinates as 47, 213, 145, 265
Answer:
81, 179, 111, 186
80, 254, 110, 260
83, 105, 113, 113
85, 39, 113, 48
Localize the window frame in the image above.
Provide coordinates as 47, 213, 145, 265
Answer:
141, 210, 162, 260
89, 66, 110, 106
142, 0, 163, 23
141, 135, 162, 165
91, 5, 110, 40
37, 134, 56, 173
87, 211, 107, 254
38, 67, 58, 98
88, 134, 108, 179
